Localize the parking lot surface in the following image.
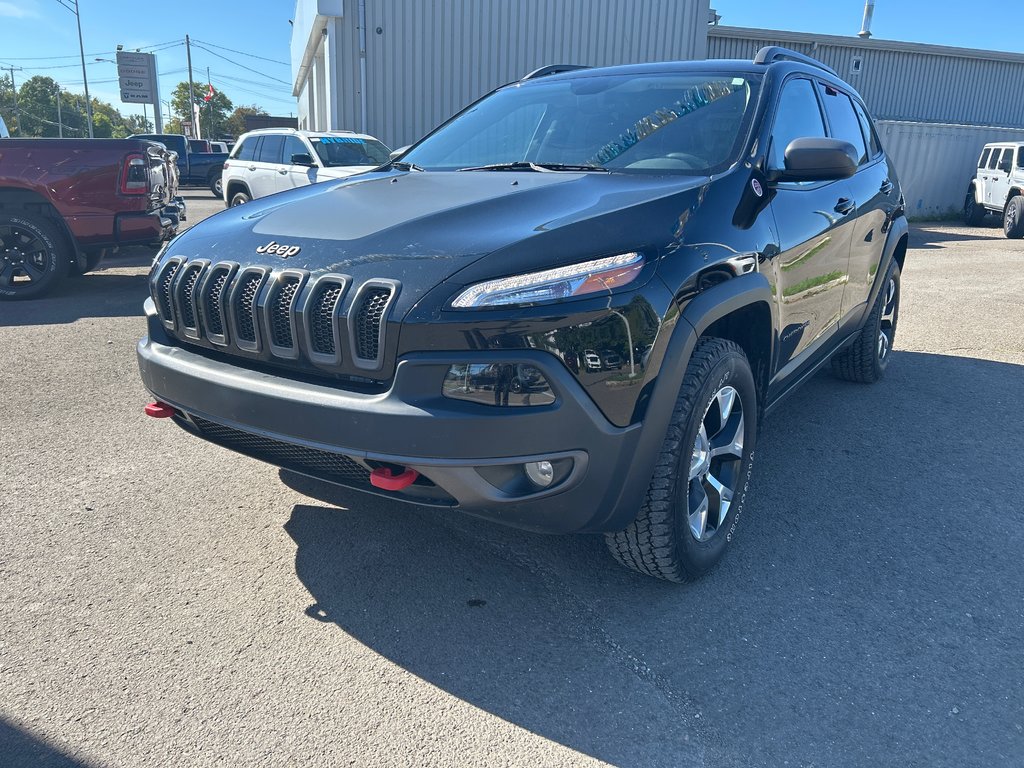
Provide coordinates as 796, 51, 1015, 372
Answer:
2, 196, 1022, 767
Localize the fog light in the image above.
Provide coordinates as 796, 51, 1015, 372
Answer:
443, 363, 555, 407
524, 460, 554, 488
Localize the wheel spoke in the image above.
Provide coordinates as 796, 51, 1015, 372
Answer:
688, 483, 709, 540
714, 387, 737, 432
689, 424, 709, 480
0, 262, 14, 287
705, 472, 734, 531
710, 412, 744, 460
21, 258, 44, 280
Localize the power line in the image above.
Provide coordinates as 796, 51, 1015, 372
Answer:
189, 42, 291, 86
192, 39, 289, 67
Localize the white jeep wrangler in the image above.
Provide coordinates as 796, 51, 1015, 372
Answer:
964, 142, 1024, 238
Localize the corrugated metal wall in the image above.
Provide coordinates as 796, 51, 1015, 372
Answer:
877, 120, 1024, 218
331, 0, 710, 147
708, 27, 1024, 129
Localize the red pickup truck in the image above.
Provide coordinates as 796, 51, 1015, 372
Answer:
0, 138, 185, 299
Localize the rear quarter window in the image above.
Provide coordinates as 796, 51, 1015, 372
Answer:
234, 137, 258, 161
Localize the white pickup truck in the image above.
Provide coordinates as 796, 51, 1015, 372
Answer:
964, 142, 1024, 238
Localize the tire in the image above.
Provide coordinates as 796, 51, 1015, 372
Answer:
1003, 196, 1024, 239
964, 188, 985, 226
230, 191, 250, 207
831, 259, 901, 383
605, 338, 758, 582
210, 174, 223, 198
0, 211, 68, 300
69, 250, 103, 277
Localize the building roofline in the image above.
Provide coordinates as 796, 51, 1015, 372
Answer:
709, 25, 1024, 65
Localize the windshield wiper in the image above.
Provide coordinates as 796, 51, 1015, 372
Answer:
457, 161, 609, 173
390, 160, 425, 172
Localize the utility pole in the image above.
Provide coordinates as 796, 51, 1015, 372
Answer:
55, 85, 63, 137
185, 34, 197, 138
73, 0, 94, 137
2, 65, 22, 135
206, 66, 212, 140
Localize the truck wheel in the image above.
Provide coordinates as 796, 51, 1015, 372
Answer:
831, 259, 901, 383
0, 212, 68, 300
210, 175, 223, 198
964, 189, 985, 226
230, 191, 250, 207
605, 338, 758, 582
1004, 196, 1024, 239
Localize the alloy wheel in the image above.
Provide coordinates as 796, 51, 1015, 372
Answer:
687, 385, 745, 542
0, 223, 49, 290
878, 275, 898, 362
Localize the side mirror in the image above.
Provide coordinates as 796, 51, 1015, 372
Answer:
290, 152, 315, 166
389, 145, 411, 161
773, 138, 858, 182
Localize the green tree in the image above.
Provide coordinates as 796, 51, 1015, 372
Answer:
224, 105, 268, 139
169, 81, 233, 139
0, 73, 16, 135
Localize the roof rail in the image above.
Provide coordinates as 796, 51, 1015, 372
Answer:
753, 46, 838, 77
521, 64, 590, 81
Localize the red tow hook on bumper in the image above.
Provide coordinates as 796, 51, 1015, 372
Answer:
144, 401, 176, 419
370, 467, 420, 491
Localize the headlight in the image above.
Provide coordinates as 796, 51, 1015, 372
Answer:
451, 252, 644, 308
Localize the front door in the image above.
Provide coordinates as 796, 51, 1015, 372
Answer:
765, 77, 856, 380
277, 136, 318, 193
988, 147, 1014, 208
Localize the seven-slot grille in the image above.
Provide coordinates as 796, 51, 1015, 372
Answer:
151, 259, 397, 373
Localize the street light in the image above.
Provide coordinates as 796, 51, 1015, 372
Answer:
57, 0, 94, 138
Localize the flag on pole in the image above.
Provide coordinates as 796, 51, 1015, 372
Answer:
203, 83, 215, 103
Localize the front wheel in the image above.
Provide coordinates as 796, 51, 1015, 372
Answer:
1004, 196, 1024, 239
605, 338, 758, 582
0, 212, 68, 300
229, 191, 250, 207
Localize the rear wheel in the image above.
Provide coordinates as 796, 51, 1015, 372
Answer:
210, 174, 223, 198
1004, 196, 1024, 239
831, 259, 900, 383
230, 191, 250, 207
0, 212, 68, 300
605, 338, 758, 582
964, 188, 985, 226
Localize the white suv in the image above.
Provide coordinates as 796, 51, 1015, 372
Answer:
222, 128, 391, 206
964, 142, 1024, 238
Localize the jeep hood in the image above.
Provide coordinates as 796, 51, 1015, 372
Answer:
168, 169, 707, 310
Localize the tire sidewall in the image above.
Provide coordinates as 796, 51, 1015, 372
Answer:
211, 176, 223, 197
873, 261, 901, 376
230, 191, 250, 207
0, 214, 62, 300
670, 350, 758, 574
1005, 197, 1024, 239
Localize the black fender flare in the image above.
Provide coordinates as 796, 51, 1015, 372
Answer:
862, 215, 908, 327
600, 271, 774, 531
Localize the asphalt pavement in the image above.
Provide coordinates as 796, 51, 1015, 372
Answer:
1, 194, 1022, 767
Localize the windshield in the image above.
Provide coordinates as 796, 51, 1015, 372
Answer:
403, 72, 760, 174
312, 136, 391, 167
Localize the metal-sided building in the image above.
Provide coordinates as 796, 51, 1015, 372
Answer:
291, 1, 1024, 217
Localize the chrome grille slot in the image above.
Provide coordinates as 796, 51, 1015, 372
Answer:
229, 268, 268, 352
349, 280, 398, 370
174, 261, 207, 339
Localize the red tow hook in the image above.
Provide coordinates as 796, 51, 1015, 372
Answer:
144, 401, 176, 419
370, 466, 420, 491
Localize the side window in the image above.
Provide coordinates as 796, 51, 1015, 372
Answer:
851, 99, 882, 160
978, 148, 991, 169
235, 137, 258, 162
1017, 147, 1024, 169
988, 149, 1001, 170
998, 148, 1013, 173
283, 136, 308, 163
257, 135, 285, 164
768, 78, 826, 171
817, 83, 868, 164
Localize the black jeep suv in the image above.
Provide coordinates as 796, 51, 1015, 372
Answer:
138, 47, 907, 582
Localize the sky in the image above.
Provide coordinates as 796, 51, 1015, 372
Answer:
1, 0, 1020, 124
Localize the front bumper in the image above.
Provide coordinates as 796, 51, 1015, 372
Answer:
137, 332, 648, 534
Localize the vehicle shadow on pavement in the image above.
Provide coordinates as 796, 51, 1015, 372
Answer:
282, 350, 1024, 768
0, 271, 149, 327
909, 224, 1005, 249
0, 716, 92, 768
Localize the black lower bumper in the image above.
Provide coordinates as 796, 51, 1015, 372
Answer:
137, 327, 650, 534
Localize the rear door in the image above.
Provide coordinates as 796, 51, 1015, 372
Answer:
249, 135, 284, 199
276, 135, 318, 193
983, 146, 1005, 207
766, 76, 857, 379
989, 147, 1014, 208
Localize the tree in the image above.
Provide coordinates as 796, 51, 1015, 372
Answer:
169, 81, 233, 140
0, 73, 16, 135
224, 105, 268, 139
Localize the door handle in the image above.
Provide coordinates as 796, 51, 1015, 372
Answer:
278, 169, 288, 175
247, 165, 256, 171
880, 180, 894, 195
834, 198, 856, 216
